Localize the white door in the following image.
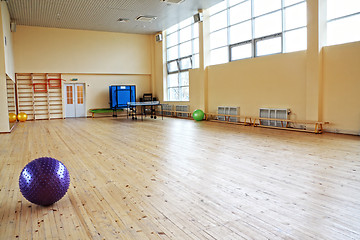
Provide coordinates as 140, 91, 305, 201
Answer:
65, 83, 85, 118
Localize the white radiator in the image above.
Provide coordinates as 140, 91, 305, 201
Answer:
259, 108, 289, 127
218, 106, 240, 122
162, 104, 173, 116
176, 105, 189, 117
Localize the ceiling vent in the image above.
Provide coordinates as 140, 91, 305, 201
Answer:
160, 0, 185, 4
117, 18, 129, 23
135, 15, 157, 22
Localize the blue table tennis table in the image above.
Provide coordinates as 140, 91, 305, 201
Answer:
127, 101, 163, 120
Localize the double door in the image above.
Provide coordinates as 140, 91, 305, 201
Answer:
64, 83, 85, 118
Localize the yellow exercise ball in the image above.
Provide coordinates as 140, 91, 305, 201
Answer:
17, 112, 28, 122
9, 113, 17, 123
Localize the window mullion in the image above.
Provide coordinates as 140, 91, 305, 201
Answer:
281, 0, 285, 53
191, 22, 195, 61
210, 0, 307, 64
227, 0, 231, 62
284, 0, 306, 9
251, 0, 255, 57
253, 8, 283, 19
177, 25, 181, 92
328, 11, 360, 23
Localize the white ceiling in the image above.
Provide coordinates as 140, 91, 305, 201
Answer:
5, 0, 223, 34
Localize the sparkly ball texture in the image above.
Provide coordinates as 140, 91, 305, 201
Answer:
19, 157, 70, 206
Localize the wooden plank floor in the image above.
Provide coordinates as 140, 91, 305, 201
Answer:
0, 117, 359, 240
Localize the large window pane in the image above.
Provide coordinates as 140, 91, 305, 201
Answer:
328, 15, 360, 46
208, 1, 227, 15
210, 47, 229, 65
192, 54, 199, 69
180, 87, 189, 101
168, 87, 179, 101
166, 32, 178, 48
256, 36, 282, 56
285, 2, 307, 30
168, 74, 178, 87
229, 21, 252, 44
229, 1, 251, 25
210, 28, 228, 49
179, 41, 192, 58
229, 0, 244, 7
179, 17, 192, 28
179, 72, 189, 87
327, 0, 360, 20
167, 46, 178, 61
284, 28, 307, 52
210, 11, 227, 32
284, 0, 303, 7
179, 57, 192, 70
254, 11, 282, 38
166, 24, 178, 35
231, 43, 252, 61
284, 0, 304, 7
193, 39, 199, 54
253, 0, 281, 17
179, 26, 191, 43
167, 61, 179, 73
193, 23, 199, 38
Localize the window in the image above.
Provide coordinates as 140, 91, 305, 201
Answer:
165, 17, 199, 101
77, 85, 83, 104
66, 86, 73, 104
209, 0, 307, 65
327, 0, 360, 46
256, 35, 282, 56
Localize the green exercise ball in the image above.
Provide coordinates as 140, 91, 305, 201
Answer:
193, 109, 204, 121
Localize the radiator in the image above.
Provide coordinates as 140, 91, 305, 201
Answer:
218, 106, 240, 122
259, 108, 289, 127
162, 104, 173, 116
176, 105, 189, 117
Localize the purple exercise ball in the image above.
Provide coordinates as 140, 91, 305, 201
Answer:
19, 157, 70, 206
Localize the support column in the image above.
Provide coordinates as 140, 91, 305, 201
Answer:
150, 34, 156, 94
305, 0, 326, 122
0, 75, 9, 132
0, 3, 9, 132
189, 10, 208, 112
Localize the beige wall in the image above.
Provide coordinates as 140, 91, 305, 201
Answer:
189, 68, 206, 112
323, 41, 360, 135
208, 52, 307, 119
13, 26, 152, 74
8, 26, 153, 121
62, 74, 151, 116
0, 76, 8, 132
153, 2, 360, 135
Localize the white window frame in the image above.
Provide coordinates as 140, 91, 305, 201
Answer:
165, 19, 199, 101
209, 0, 307, 65
326, 0, 360, 46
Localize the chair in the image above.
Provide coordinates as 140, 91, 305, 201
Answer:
140, 93, 157, 118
